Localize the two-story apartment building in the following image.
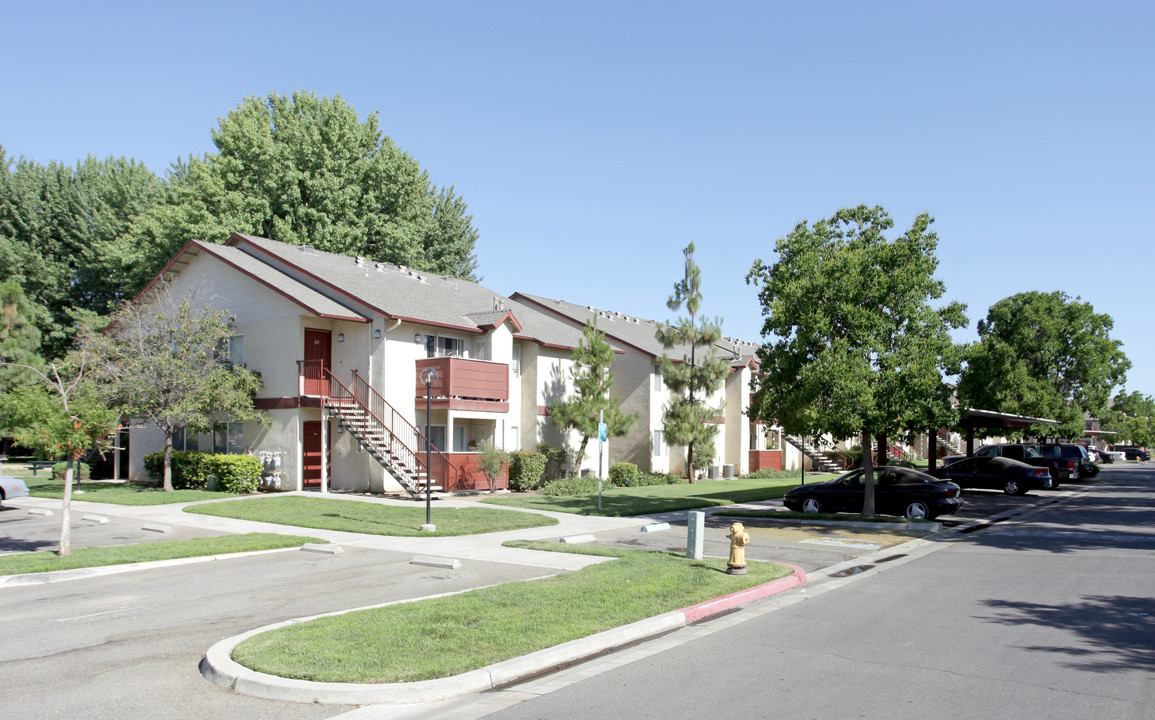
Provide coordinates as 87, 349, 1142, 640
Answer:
126, 233, 794, 492
506, 294, 781, 477
127, 233, 604, 494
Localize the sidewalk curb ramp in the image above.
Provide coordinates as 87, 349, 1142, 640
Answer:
201, 563, 807, 705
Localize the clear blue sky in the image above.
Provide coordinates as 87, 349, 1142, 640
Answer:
4, 1, 1152, 394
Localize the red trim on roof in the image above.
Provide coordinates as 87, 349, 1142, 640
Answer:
476, 310, 524, 333
195, 243, 368, 322
228, 233, 487, 334
509, 293, 650, 357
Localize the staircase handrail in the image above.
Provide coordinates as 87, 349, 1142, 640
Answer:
785, 433, 853, 469
348, 370, 460, 490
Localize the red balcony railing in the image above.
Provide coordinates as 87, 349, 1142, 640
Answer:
414, 357, 508, 402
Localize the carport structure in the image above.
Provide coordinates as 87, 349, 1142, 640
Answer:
928, 409, 1060, 471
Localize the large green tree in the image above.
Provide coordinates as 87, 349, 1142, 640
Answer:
129, 91, 480, 281
81, 282, 266, 492
656, 242, 729, 481
746, 206, 966, 515
0, 148, 166, 358
957, 291, 1129, 439
0, 353, 122, 557
1102, 391, 1155, 448
0, 278, 46, 392
550, 318, 638, 467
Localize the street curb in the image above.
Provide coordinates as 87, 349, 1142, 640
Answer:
200, 563, 807, 705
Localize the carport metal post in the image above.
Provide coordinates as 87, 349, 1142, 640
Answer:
420, 366, 440, 528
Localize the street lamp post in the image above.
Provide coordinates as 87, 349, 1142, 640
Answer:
419, 366, 440, 531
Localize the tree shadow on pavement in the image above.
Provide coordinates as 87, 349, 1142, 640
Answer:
979, 594, 1155, 672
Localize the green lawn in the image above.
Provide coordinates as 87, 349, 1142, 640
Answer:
4, 465, 242, 505
232, 541, 794, 683
184, 495, 559, 536
0, 533, 323, 575
29, 480, 240, 505
481, 474, 837, 516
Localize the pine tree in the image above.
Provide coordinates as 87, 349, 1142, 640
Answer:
656, 242, 729, 481
550, 318, 638, 466
0, 279, 45, 392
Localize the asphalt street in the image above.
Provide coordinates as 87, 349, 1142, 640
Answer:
0, 466, 1143, 720
422, 464, 1154, 720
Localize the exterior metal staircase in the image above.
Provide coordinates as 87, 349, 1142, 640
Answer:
935, 429, 965, 457
321, 369, 458, 497
785, 434, 849, 473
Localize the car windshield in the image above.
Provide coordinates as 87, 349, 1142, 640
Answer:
1023, 446, 1041, 458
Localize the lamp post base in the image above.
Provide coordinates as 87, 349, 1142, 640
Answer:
420, 523, 437, 533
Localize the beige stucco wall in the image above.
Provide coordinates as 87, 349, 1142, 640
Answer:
127, 252, 318, 485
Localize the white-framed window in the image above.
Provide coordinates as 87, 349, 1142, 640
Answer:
172, 426, 198, 452
213, 422, 245, 454
426, 335, 465, 359
512, 345, 522, 376
453, 426, 467, 453
653, 429, 667, 457
215, 335, 245, 367
652, 364, 664, 392
510, 425, 520, 450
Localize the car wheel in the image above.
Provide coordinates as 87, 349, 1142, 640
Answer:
801, 497, 822, 513
1004, 479, 1024, 495
904, 501, 931, 520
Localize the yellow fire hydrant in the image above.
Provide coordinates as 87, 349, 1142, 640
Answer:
727, 522, 750, 575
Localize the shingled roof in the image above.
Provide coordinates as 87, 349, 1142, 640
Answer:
509, 292, 759, 368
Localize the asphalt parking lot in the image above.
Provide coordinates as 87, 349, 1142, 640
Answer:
0, 504, 230, 555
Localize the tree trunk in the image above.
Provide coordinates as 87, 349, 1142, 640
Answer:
163, 433, 174, 492
861, 429, 876, 516
687, 442, 695, 483
876, 435, 888, 467
59, 455, 77, 557
577, 434, 590, 470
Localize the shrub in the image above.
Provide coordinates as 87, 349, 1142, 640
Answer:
142, 451, 258, 493
742, 468, 799, 479
609, 462, 642, 487
52, 462, 90, 481
208, 454, 262, 494
508, 451, 548, 492
536, 442, 568, 481
476, 441, 510, 493
541, 475, 602, 496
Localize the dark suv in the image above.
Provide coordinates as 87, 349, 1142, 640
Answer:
1034, 443, 1096, 479
1111, 445, 1150, 461
975, 443, 1071, 487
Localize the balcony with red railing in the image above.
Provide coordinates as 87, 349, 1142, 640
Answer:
415, 357, 509, 412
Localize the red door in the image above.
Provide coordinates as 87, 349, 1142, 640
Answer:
302, 421, 326, 488
303, 329, 332, 396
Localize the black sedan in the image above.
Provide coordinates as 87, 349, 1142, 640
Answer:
784, 466, 963, 520
929, 456, 1051, 495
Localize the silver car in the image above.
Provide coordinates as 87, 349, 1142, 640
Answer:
0, 475, 31, 505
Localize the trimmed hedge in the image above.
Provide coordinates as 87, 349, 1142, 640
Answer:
143, 451, 261, 493
52, 462, 91, 482
541, 475, 601, 496
609, 462, 641, 487
508, 451, 548, 492
544, 468, 682, 496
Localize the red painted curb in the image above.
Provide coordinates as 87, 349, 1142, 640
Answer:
680, 562, 807, 624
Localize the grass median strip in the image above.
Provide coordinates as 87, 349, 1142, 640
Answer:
0, 533, 323, 575
21, 476, 240, 505
184, 496, 559, 536
481, 475, 831, 516
231, 541, 793, 684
